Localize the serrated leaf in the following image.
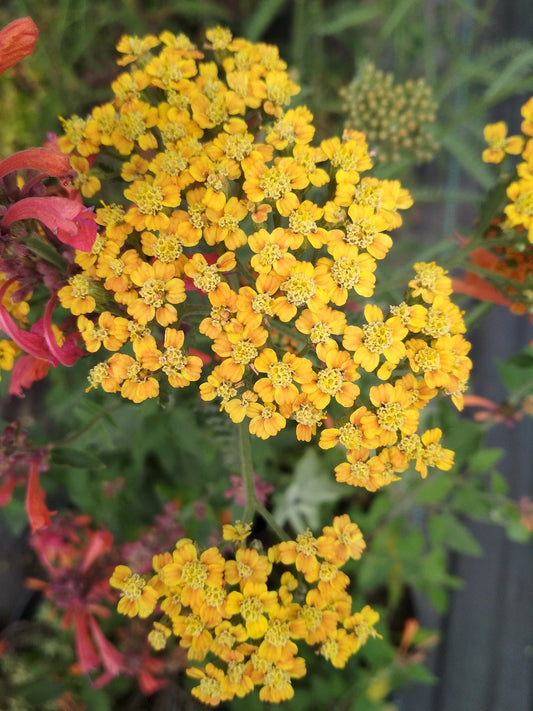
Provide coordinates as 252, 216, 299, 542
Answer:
52, 446, 104, 470
440, 132, 493, 189
429, 513, 483, 556
272, 448, 342, 532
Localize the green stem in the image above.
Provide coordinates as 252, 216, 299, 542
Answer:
238, 421, 257, 526
255, 501, 290, 542
237, 422, 290, 541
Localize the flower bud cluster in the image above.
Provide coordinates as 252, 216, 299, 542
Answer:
110, 516, 380, 705
340, 61, 439, 164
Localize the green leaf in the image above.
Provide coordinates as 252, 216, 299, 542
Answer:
315, 3, 383, 35
484, 47, 533, 101
440, 132, 493, 189
272, 448, 342, 532
468, 447, 504, 474
429, 513, 483, 556
414, 473, 455, 504
52, 445, 105, 470
243, 0, 288, 42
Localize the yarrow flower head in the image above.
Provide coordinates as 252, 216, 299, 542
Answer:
111, 517, 380, 706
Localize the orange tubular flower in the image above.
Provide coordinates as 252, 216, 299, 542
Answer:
0, 17, 38, 76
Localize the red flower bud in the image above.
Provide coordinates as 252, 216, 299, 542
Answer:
0, 17, 38, 76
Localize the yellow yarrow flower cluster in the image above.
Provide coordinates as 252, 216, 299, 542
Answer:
56, 27, 470, 488
111, 515, 380, 706
481, 97, 533, 242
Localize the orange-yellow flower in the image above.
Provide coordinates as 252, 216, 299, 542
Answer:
343, 303, 407, 377
226, 582, 278, 638
301, 342, 360, 410
110, 564, 159, 618
127, 260, 186, 326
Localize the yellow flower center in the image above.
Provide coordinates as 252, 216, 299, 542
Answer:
162, 122, 187, 144
188, 204, 206, 228
514, 189, 533, 216
318, 561, 337, 582
293, 403, 323, 426
260, 166, 291, 200
423, 442, 445, 466
108, 258, 124, 276
140, 277, 166, 306
398, 434, 422, 458
309, 322, 332, 344
218, 214, 240, 231
193, 265, 221, 292
423, 309, 450, 337
148, 628, 168, 651
377, 402, 405, 431
338, 423, 364, 449
120, 112, 148, 141
237, 562, 253, 579
121, 573, 146, 600
251, 293, 274, 315
345, 218, 377, 247
263, 666, 291, 691
289, 208, 317, 236
232, 340, 258, 365
362, 321, 393, 353
348, 460, 370, 485
160, 150, 188, 175
257, 243, 283, 268
295, 530, 318, 556
88, 362, 110, 387
204, 585, 225, 607
320, 637, 339, 662
330, 257, 361, 289
414, 346, 440, 371
185, 614, 206, 637
69, 274, 91, 299
216, 379, 237, 402
317, 367, 344, 396
268, 362, 293, 388
62, 115, 86, 144
239, 595, 264, 621
135, 183, 164, 215
198, 676, 221, 700
160, 346, 187, 375
227, 661, 246, 684
282, 274, 317, 305
223, 133, 254, 161
154, 234, 184, 262
301, 605, 322, 631
332, 145, 359, 172
353, 184, 382, 210
264, 619, 290, 647
181, 559, 208, 588
206, 95, 228, 125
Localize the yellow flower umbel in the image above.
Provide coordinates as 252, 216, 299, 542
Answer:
112, 517, 380, 706
56, 24, 470, 479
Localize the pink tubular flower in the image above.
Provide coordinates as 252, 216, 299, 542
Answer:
0, 17, 38, 76
2, 196, 97, 251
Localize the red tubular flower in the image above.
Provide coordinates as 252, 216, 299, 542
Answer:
0, 17, 38, 76
0, 147, 70, 179
2, 196, 98, 251
25, 457, 56, 533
